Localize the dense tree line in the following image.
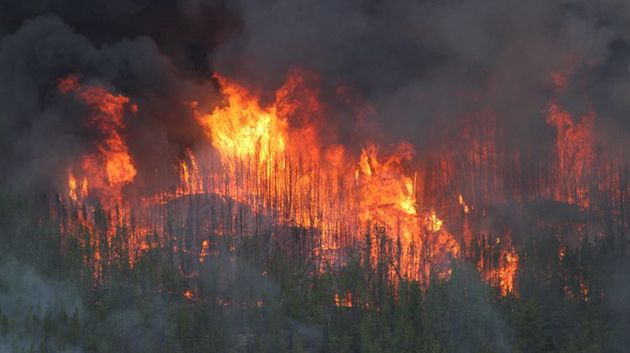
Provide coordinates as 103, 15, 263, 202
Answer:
0, 193, 627, 353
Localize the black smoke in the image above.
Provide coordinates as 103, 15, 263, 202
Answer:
211, 0, 629, 149
1, 0, 630, 193
0, 11, 219, 192
3, 0, 630, 194
1, 1, 630, 351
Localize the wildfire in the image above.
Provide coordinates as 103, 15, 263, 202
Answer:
458, 194, 470, 214
56, 68, 600, 295
57, 75, 141, 281
199, 240, 209, 262
478, 234, 519, 296
49, 62, 621, 303
498, 245, 519, 296
334, 292, 353, 307
178, 148, 204, 196
426, 211, 443, 232
59, 75, 137, 212
192, 70, 460, 282
197, 75, 288, 169
67, 170, 88, 202
356, 143, 420, 252
47, 66, 475, 292
546, 102, 594, 209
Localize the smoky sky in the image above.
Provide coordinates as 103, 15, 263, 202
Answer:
2, 0, 630, 192
212, 0, 629, 147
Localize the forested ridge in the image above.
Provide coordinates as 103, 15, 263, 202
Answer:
0, 193, 627, 353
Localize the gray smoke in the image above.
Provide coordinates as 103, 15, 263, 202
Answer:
607, 258, 630, 351
0, 13, 216, 193
0, 259, 84, 352
2, 0, 630, 194
212, 0, 628, 151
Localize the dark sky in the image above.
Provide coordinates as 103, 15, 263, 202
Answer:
1, 0, 630, 191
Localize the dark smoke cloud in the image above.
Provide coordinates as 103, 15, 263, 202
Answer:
1, 2, 629, 350
0, 0, 242, 193
0, 0, 239, 76
0, 14, 216, 192
2, 0, 630, 191
212, 0, 626, 151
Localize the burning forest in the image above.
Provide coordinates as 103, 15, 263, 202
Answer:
1, 1, 630, 352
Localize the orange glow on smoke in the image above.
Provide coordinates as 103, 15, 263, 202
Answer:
58, 75, 139, 280
546, 102, 594, 208
59, 75, 137, 212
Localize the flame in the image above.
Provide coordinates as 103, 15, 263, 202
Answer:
46, 59, 630, 305
45, 59, 630, 304
50, 65, 616, 299
55, 69, 462, 285
334, 292, 353, 307
178, 148, 204, 196
478, 233, 519, 296
67, 170, 88, 202
59, 75, 137, 212
197, 77, 288, 169
58, 75, 138, 280
579, 277, 589, 302
546, 103, 594, 208
68, 172, 78, 201
426, 211, 443, 232
199, 240, 209, 262
558, 245, 567, 262
356, 143, 418, 243
193, 70, 459, 282
355, 144, 460, 280
458, 194, 470, 214
498, 242, 519, 296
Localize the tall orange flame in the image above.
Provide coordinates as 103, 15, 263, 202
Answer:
546, 103, 594, 208
59, 75, 137, 212
193, 70, 460, 282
